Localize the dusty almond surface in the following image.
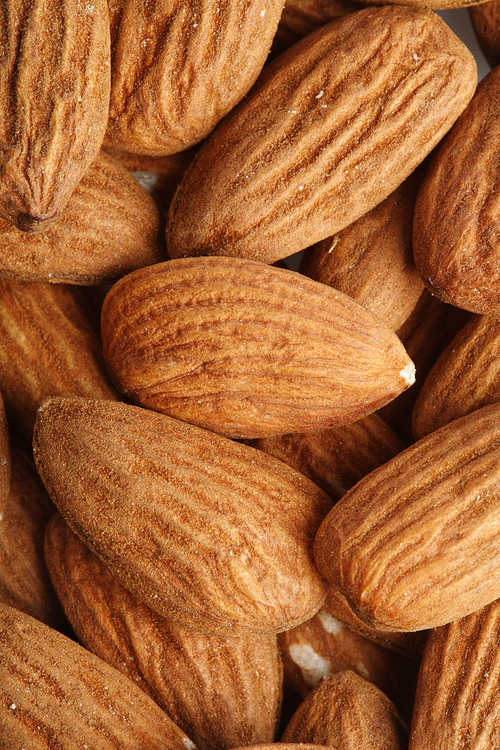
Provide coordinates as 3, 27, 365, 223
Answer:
0, 0, 110, 231
314, 402, 500, 632
166, 5, 476, 264
33, 397, 331, 636
100, 257, 415, 440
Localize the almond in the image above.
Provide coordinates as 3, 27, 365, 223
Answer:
33, 397, 331, 636
314, 402, 500, 631
470, 0, 500, 68
45, 512, 283, 750
166, 6, 476, 264
0, 0, 110, 231
0, 601, 198, 749
100, 257, 415, 440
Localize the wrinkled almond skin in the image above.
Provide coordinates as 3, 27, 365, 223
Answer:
281, 672, 408, 750
314, 402, 500, 632
300, 173, 424, 331
33, 397, 331, 636
470, 0, 500, 67
0, 602, 197, 750
167, 6, 476, 264
45, 513, 283, 750
0, 280, 118, 439
101, 257, 415, 440
0, 151, 163, 284
0, 0, 110, 231
413, 66, 500, 317
105, 0, 285, 156
271, 0, 357, 57
412, 314, 500, 439
409, 600, 500, 749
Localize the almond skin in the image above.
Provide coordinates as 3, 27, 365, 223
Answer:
469, 0, 500, 68
314, 402, 500, 632
0, 0, 110, 231
413, 65, 500, 317
100, 257, 415, 440
45, 513, 283, 750
166, 6, 476, 264
271, 0, 357, 58
105, 0, 285, 156
33, 397, 331, 636
0, 151, 163, 284
0, 602, 198, 750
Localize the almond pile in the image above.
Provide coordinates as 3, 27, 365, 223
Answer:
1, 0, 499, 748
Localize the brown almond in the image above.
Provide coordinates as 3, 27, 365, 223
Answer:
470, 0, 500, 68
314, 402, 500, 631
33, 397, 331, 636
0, 150, 163, 284
104, 0, 285, 156
100, 257, 415, 440
0, 279, 118, 439
45, 512, 283, 750
281, 671, 408, 750
413, 65, 500, 317
0, 0, 110, 231
166, 6, 476, 264
0, 602, 197, 749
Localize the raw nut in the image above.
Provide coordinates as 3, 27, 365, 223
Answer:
104, 0, 286, 156
0, 279, 119, 439
166, 6, 476, 264
469, 0, 500, 68
45, 512, 282, 750
0, 602, 198, 750
409, 599, 500, 749
281, 671, 408, 750
100, 257, 415, 440
0, 0, 110, 231
413, 65, 500, 317
0, 150, 163, 284
33, 397, 332, 636
314, 402, 500, 632
412, 313, 500, 439
300, 172, 425, 332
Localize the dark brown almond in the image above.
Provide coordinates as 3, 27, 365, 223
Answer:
0, 0, 110, 231
314, 402, 500, 631
101, 257, 415, 440
33, 397, 331, 636
45, 513, 282, 750
0, 602, 197, 749
0, 151, 163, 284
166, 6, 476, 264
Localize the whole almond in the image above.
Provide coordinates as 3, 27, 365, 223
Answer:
101, 257, 415, 440
0, 0, 110, 231
45, 513, 282, 750
314, 402, 500, 631
105, 0, 285, 156
33, 397, 331, 636
470, 0, 500, 67
0, 602, 197, 749
166, 6, 476, 264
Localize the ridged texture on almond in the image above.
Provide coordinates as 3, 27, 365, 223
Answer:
282, 671, 408, 749
104, 0, 285, 156
412, 314, 500, 439
166, 6, 476, 264
271, 0, 357, 57
45, 513, 282, 750
0, 0, 110, 231
413, 66, 500, 317
0, 435, 63, 628
33, 397, 331, 636
410, 599, 500, 749
254, 415, 405, 501
470, 0, 500, 67
0, 151, 163, 284
300, 173, 424, 331
277, 609, 419, 725
0, 280, 118, 439
0, 602, 197, 750
314, 402, 500, 631
101, 257, 415, 440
